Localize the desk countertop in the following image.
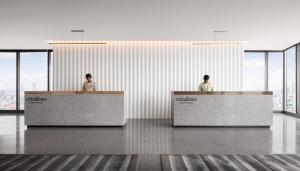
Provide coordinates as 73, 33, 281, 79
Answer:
25, 91, 124, 95
172, 91, 273, 95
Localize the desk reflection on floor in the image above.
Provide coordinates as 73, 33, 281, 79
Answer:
0, 114, 297, 154
20, 114, 298, 154
24, 120, 172, 154
272, 115, 296, 154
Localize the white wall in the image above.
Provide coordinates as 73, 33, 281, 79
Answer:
51, 41, 244, 119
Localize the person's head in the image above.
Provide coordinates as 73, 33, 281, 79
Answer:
85, 73, 92, 82
203, 75, 209, 83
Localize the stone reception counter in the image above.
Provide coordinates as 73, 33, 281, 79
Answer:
25, 91, 126, 126
171, 91, 273, 127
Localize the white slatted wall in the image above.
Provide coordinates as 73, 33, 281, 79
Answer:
51, 41, 245, 119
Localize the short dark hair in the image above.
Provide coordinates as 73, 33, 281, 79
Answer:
203, 75, 209, 80
86, 73, 92, 79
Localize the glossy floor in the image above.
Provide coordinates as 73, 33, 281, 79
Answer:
0, 113, 299, 155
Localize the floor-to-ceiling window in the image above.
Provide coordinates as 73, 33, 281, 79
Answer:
0, 50, 50, 113
268, 52, 283, 110
243, 52, 265, 91
20, 52, 48, 110
244, 51, 284, 111
0, 53, 17, 110
285, 47, 296, 112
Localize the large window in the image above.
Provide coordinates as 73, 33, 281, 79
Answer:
285, 47, 296, 112
243, 52, 265, 91
20, 52, 48, 110
0, 53, 16, 110
268, 52, 283, 110
0, 50, 50, 112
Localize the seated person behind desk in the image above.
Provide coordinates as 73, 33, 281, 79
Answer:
82, 73, 96, 91
199, 75, 213, 92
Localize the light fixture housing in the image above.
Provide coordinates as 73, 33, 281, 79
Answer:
70, 29, 85, 33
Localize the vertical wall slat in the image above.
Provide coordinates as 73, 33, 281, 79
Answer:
52, 41, 244, 119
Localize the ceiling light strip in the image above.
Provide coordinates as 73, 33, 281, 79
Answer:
49, 42, 107, 45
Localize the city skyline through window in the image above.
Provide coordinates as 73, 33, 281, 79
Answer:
285, 47, 296, 112
20, 52, 48, 110
268, 52, 283, 110
0, 53, 16, 110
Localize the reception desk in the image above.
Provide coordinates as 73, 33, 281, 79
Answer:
171, 91, 273, 127
25, 91, 126, 126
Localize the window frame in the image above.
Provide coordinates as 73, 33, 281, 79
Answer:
243, 51, 267, 91
0, 49, 52, 114
284, 46, 297, 113
244, 50, 284, 112
0, 52, 17, 111
268, 51, 284, 111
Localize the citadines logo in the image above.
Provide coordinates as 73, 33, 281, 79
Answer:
176, 97, 197, 101
26, 97, 47, 104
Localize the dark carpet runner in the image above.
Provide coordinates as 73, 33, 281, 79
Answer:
0, 154, 138, 171
161, 154, 300, 171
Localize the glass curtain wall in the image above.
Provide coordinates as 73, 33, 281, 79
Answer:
0, 53, 16, 110
20, 52, 48, 110
243, 52, 265, 91
244, 51, 284, 111
0, 50, 50, 112
268, 52, 283, 110
285, 47, 296, 112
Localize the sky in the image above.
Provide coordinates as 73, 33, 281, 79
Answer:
0, 52, 48, 109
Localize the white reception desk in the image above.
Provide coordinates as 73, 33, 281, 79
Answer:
171, 91, 273, 127
25, 91, 126, 126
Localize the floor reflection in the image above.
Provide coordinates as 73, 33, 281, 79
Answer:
0, 114, 299, 154
272, 115, 297, 154
0, 115, 24, 154
24, 120, 172, 154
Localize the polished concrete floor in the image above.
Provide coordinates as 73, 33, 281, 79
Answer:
0, 113, 300, 170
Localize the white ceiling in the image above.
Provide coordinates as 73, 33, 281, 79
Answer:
0, 0, 299, 50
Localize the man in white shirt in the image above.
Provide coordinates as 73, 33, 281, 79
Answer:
82, 73, 96, 91
199, 75, 213, 92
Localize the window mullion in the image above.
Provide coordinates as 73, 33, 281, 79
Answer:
16, 52, 20, 111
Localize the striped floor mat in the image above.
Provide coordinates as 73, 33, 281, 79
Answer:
0, 154, 138, 171
161, 154, 300, 171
